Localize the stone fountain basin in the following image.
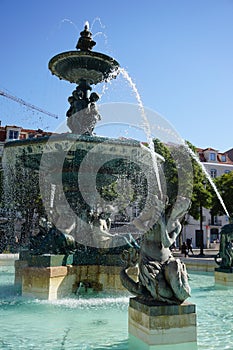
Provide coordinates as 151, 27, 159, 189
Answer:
4, 134, 164, 248
4, 133, 164, 174
48, 51, 119, 84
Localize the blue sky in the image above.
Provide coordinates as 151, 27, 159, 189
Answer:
0, 0, 233, 151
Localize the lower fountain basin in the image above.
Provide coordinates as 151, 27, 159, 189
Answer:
4, 134, 164, 249
0, 266, 232, 350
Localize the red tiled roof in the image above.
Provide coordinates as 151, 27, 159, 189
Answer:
0, 125, 53, 143
197, 147, 233, 165
5, 125, 22, 129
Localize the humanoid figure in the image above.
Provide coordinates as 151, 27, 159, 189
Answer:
215, 223, 233, 269
89, 211, 115, 249
120, 196, 191, 304
29, 218, 76, 255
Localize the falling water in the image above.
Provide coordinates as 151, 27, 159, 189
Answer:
60, 19, 79, 32
119, 67, 163, 197
118, 67, 230, 218
90, 17, 106, 31
89, 18, 108, 47
185, 145, 230, 218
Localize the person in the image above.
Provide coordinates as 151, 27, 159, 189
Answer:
181, 241, 188, 257
186, 238, 194, 255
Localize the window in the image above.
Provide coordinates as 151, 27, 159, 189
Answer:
221, 155, 226, 162
225, 170, 231, 174
210, 169, 217, 178
8, 130, 19, 140
209, 152, 216, 161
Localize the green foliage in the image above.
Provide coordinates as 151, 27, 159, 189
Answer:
211, 171, 233, 218
153, 140, 213, 221
153, 139, 178, 206
185, 141, 212, 220
99, 181, 118, 201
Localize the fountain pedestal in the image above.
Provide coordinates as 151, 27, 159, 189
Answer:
128, 297, 197, 349
214, 267, 233, 286
21, 265, 76, 300
15, 253, 138, 300
15, 254, 76, 300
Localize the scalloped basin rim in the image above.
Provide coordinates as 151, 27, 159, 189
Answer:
48, 50, 120, 84
4, 134, 141, 148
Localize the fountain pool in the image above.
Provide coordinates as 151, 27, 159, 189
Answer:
0, 266, 232, 350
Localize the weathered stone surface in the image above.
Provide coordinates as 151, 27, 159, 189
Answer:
27, 254, 73, 267
130, 298, 196, 316
19, 264, 137, 300
14, 259, 28, 291
215, 269, 233, 286
129, 297, 197, 346
21, 266, 76, 300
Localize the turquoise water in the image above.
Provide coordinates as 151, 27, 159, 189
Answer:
0, 266, 232, 350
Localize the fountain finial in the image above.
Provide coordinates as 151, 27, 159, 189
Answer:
49, 22, 120, 133
76, 23, 96, 51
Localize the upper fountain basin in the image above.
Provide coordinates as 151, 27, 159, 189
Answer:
48, 50, 120, 85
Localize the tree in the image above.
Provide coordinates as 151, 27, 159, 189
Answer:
153, 140, 214, 251
211, 171, 233, 219
153, 139, 178, 207
153, 139, 212, 219
185, 141, 212, 220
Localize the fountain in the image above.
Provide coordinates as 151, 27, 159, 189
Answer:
1, 23, 198, 348
3, 23, 163, 298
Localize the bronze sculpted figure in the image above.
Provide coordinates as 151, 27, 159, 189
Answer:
49, 23, 119, 136
66, 81, 101, 135
29, 218, 76, 255
120, 196, 191, 304
215, 223, 233, 270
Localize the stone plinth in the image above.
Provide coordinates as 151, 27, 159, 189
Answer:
15, 259, 28, 292
22, 265, 76, 300
0, 253, 19, 266
16, 254, 138, 299
128, 297, 197, 349
15, 254, 73, 294
27, 254, 73, 267
215, 267, 233, 286
73, 265, 138, 292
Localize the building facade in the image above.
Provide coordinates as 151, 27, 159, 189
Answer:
183, 147, 233, 249
0, 124, 53, 158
